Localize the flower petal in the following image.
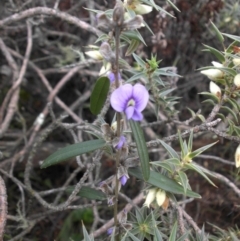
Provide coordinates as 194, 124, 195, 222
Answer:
110, 84, 133, 112
116, 136, 126, 149
132, 109, 143, 121
125, 106, 134, 119
120, 175, 128, 186
132, 84, 149, 111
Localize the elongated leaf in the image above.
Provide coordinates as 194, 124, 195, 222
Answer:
188, 141, 218, 159
82, 222, 94, 241
185, 163, 216, 187
126, 39, 140, 56
67, 186, 106, 200
152, 212, 163, 241
202, 44, 225, 62
90, 76, 110, 115
210, 21, 224, 43
128, 167, 201, 198
222, 33, 240, 43
130, 120, 150, 181
41, 139, 106, 168
168, 221, 177, 241
158, 139, 179, 159
132, 53, 146, 68
221, 106, 238, 122
178, 171, 189, 195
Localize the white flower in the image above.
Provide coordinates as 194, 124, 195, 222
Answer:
85, 50, 103, 60
209, 81, 221, 98
211, 61, 223, 68
155, 189, 166, 207
233, 74, 240, 87
99, 63, 111, 76
233, 58, 240, 66
235, 144, 240, 168
201, 69, 224, 80
124, 0, 152, 15
144, 188, 157, 208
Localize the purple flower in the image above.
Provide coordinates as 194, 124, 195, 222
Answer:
108, 72, 121, 83
107, 227, 114, 235
110, 84, 149, 121
116, 135, 126, 149
120, 174, 128, 186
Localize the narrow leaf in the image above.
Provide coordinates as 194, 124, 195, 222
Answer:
82, 222, 94, 241
210, 21, 224, 43
90, 76, 110, 115
41, 139, 106, 168
130, 120, 150, 181
168, 221, 178, 241
67, 186, 106, 200
158, 139, 179, 159
128, 168, 201, 198
125, 39, 140, 56
178, 171, 189, 195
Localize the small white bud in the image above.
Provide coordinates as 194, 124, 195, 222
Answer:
144, 188, 157, 208
211, 61, 223, 68
156, 189, 166, 207
233, 58, 240, 66
124, 0, 153, 15
234, 74, 240, 87
85, 50, 103, 60
210, 81, 222, 98
99, 63, 111, 76
235, 144, 240, 168
201, 69, 224, 80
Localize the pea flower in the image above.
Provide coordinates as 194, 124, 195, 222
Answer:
200, 61, 224, 80
108, 72, 121, 83
110, 84, 149, 121
120, 174, 129, 186
209, 81, 221, 98
144, 188, 157, 208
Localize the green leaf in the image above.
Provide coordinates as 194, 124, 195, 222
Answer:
188, 141, 218, 159
222, 33, 240, 43
132, 53, 146, 68
41, 139, 106, 168
126, 39, 140, 56
178, 171, 189, 195
82, 222, 94, 241
168, 221, 177, 241
158, 139, 179, 159
202, 44, 225, 62
152, 212, 163, 241
130, 120, 150, 181
185, 163, 216, 187
90, 76, 110, 115
67, 186, 106, 200
221, 106, 239, 122
210, 21, 224, 43
128, 167, 201, 198
188, 130, 193, 152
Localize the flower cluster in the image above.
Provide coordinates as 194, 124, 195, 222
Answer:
144, 188, 168, 209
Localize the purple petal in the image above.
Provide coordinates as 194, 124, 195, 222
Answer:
125, 106, 134, 119
132, 84, 149, 111
111, 84, 133, 112
116, 136, 126, 149
132, 110, 143, 121
120, 175, 128, 186
107, 227, 114, 235
108, 72, 121, 83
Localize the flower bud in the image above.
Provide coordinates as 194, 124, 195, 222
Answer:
113, 0, 125, 26
233, 58, 240, 66
99, 63, 111, 76
234, 74, 240, 87
211, 61, 223, 68
144, 188, 157, 208
85, 50, 103, 60
99, 42, 115, 63
235, 144, 240, 168
96, 13, 113, 32
156, 189, 166, 207
123, 15, 143, 30
200, 69, 224, 80
124, 0, 153, 15
209, 81, 221, 98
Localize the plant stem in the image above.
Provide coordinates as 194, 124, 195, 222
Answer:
113, 26, 121, 241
